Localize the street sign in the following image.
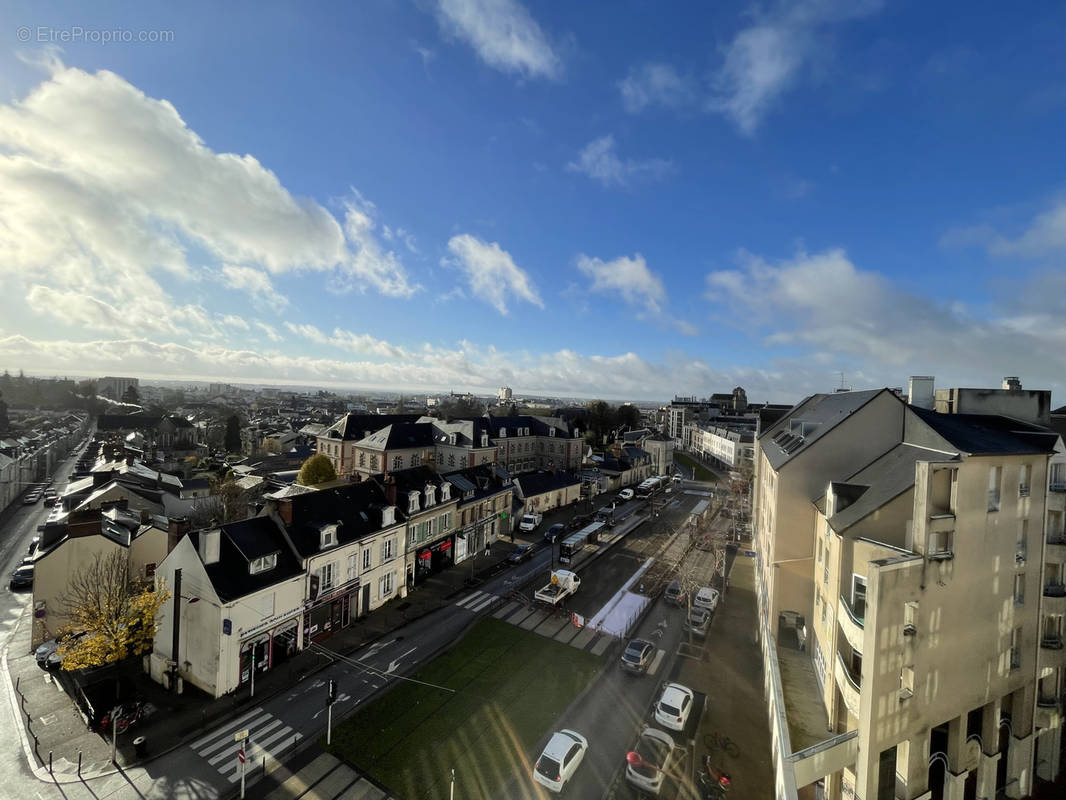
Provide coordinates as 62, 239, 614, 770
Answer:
237, 748, 245, 764
234, 729, 249, 742
328, 678, 337, 704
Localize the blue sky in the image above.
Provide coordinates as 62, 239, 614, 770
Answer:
1, 0, 1065, 404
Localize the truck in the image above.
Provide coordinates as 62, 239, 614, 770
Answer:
534, 569, 581, 605
519, 512, 543, 532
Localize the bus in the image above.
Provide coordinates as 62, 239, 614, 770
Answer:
558, 521, 605, 566
635, 476, 666, 499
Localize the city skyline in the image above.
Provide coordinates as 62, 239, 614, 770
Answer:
3, 2, 1066, 404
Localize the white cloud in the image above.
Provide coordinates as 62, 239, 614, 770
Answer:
220, 264, 289, 311
0, 62, 418, 337
442, 234, 543, 315
255, 322, 283, 342
566, 135, 674, 188
434, 0, 562, 80
334, 193, 421, 297
285, 322, 420, 360
708, 0, 883, 134
576, 253, 696, 335
704, 247, 1066, 390
618, 63, 694, 113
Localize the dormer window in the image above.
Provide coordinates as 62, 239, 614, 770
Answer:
549, 427, 555, 437
481, 433, 489, 447
449, 433, 457, 446
250, 553, 278, 574
524, 427, 530, 436
320, 524, 339, 550
500, 428, 507, 438
408, 490, 420, 513
381, 505, 396, 527
441, 482, 451, 501
425, 483, 437, 507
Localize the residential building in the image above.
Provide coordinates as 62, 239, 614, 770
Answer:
98, 376, 139, 401
513, 470, 581, 518
445, 465, 515, 558
314, 413, 422, 478
752, 379, 1066, 798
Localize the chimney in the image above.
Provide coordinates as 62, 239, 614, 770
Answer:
1002, 376, 1022, 391
126, 452, 135, 466
198, 529, 221, 565
278, 498, 293, 525
383, 475, 397, 507
168, 516, 191, 550
908, 376, 935, 410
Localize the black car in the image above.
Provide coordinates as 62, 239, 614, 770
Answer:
9, 564, 34, 591
620, 638, 656, 674
543, 523, 565, 543
507, 544, 534, 564
663, 580, 685, 607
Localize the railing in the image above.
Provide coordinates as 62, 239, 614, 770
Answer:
1050, 481, 1066, 493
1019, 485, 1030, 498
1010, 648, 1022, 671
839, 594, 864, 628
1036, 695, 1059, 708
1047, 533, 1066, 546
1044, 582, 1066, 598
836, 652, 861, 690
1040, 635, 1064, 650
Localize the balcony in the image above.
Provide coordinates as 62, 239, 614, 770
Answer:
1044, 582, 1066, 597
1048, 533, 1066, 561
838, 595, 864, 654
1050, 481, 1066, 493
928, 513, 956, 534
1040, 635, 1064, 650
1035, 698, 1062, 730
834, 652, 862, 719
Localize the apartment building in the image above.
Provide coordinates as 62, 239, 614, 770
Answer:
753, 379, 1065, 799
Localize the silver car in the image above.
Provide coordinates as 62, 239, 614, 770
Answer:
625, 726, 676, 795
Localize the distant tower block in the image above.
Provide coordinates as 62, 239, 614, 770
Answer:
498, 387, 513, 402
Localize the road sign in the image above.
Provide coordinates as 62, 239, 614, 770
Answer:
234, 729, 249, 742
237, 748, 245, 764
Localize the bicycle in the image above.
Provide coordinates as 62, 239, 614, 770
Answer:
704, 731, 741, 758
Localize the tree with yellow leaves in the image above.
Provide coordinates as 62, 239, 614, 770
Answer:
57, 550, 170, 670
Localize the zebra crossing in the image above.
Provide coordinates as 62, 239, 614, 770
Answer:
453, 589, 498, 614
189, 706, 304, 783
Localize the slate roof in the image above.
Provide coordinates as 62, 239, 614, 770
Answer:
482, 414, 573, 438
426, 417, 494, 447
358, 422, 436, 451
760, 389, 890, 471
277, 481, 393, 560
444, 464, 512, 504
908, 407, 1058, 456
825, 443, 956, 533
514, 470, 581, 498
321, 413, 421, 441
193, 517, 303, 602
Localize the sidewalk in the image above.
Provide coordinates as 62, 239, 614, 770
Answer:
3, 533, 543, 783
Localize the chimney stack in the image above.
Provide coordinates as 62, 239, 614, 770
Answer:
907, 376, 935, 410
278, 498, 293, 525
383, 475, 398, 507
1002, 376, 1022, 391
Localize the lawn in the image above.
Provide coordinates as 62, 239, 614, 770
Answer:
675, 452, 719, 483
325, 617, 604, 800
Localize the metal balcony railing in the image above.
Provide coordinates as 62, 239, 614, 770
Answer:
1048, 533, 1066, 546
1040, 635, 1064, 650
1037, 695, 1059, 708
1050, 481, 1066, 493
1019, 485, 1030, 497
1044, 582, 1066, 598
840, 594, 865, 628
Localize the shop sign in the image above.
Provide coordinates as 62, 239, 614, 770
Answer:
241, 608, 302, 638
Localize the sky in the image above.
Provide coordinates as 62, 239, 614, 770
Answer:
1, 1, 1066, 405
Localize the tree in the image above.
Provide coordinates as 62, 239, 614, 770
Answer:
0, 390, 8, 435
297, 453, 337, 486
121, 384, 140, 405
437, 396, 486, 419
614, 404, 641, 432
189, 472, 255, 526
224, 414, 242, 453
260, 437, 282, 456
57, 551, 170, 670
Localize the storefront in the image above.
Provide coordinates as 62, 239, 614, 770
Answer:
302, 582, 358, 646
238, 615, 301, 687
414, 535, 454, 583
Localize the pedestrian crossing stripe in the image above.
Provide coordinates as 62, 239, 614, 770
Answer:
454, 590, 497, 613
189, 706, 303, 782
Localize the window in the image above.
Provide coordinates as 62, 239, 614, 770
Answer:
988, 466, 1002, 511
393, 455, 403, 470
348, 553, 357, 582
370, 455, 379, 470
928, 529, 954, 559
440, 511, 453, 533
1017, 520, 1028, 564
144, 562, 157, 579
817, 540, 823, 564
379, 571, 395, 598
1052, 463, 1065, 490
821, 599, 827, 624
1018, 464, 1031, 497
899, 665, 915, 699
250, 553, 278, 574
362, 547, 372, 571
359, 452, 366, 468
500, 427, 507, 438
321, 526, 337, 549
1010, 626, 1022, 670
823, 562, 829, 585
382, 538, 396, 562
448, 454, 455, 467
904, 601, 918, 635
319, 561, 336, 591
852, 575, 867, 621
1014, 573, 1025, 606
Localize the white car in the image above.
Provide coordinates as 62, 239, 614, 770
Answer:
654, 682, 695, 732
616, 488, 634, 502
533, 729, 588, 792
625, 726, 676, 795
693, 586, 720, 613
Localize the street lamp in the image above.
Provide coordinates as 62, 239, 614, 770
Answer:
624, 751, 686, 785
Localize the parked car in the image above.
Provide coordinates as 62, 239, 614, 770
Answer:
533, 729, 588, 793
22, 492, 40, 505
519, 512, 543, 532
9, 564, 33, 591
684, 607, 710, 638
654, 682, 695, 732
507, 544, 535, 564
616, 488, 634, 502
27, 536, 40, 556
663, 581, 686, 607
672, 474, 683, 483
625, 727, 676, 795
543, 523, 565, 543
35, 631, 85, 671
620, 638, 655, 675
693, 587, 720, 613
568, 513, 593, 531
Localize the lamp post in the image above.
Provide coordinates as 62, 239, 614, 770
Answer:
625, 750, 686, 786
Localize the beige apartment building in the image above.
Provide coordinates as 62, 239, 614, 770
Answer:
753, 379, 1065, 800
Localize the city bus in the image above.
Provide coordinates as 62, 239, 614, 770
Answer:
558, 521, 605, 566
635, 476, 666, 499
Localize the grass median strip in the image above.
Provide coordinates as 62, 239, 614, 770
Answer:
675, 453, 718, 483
325, 616, 604, 800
